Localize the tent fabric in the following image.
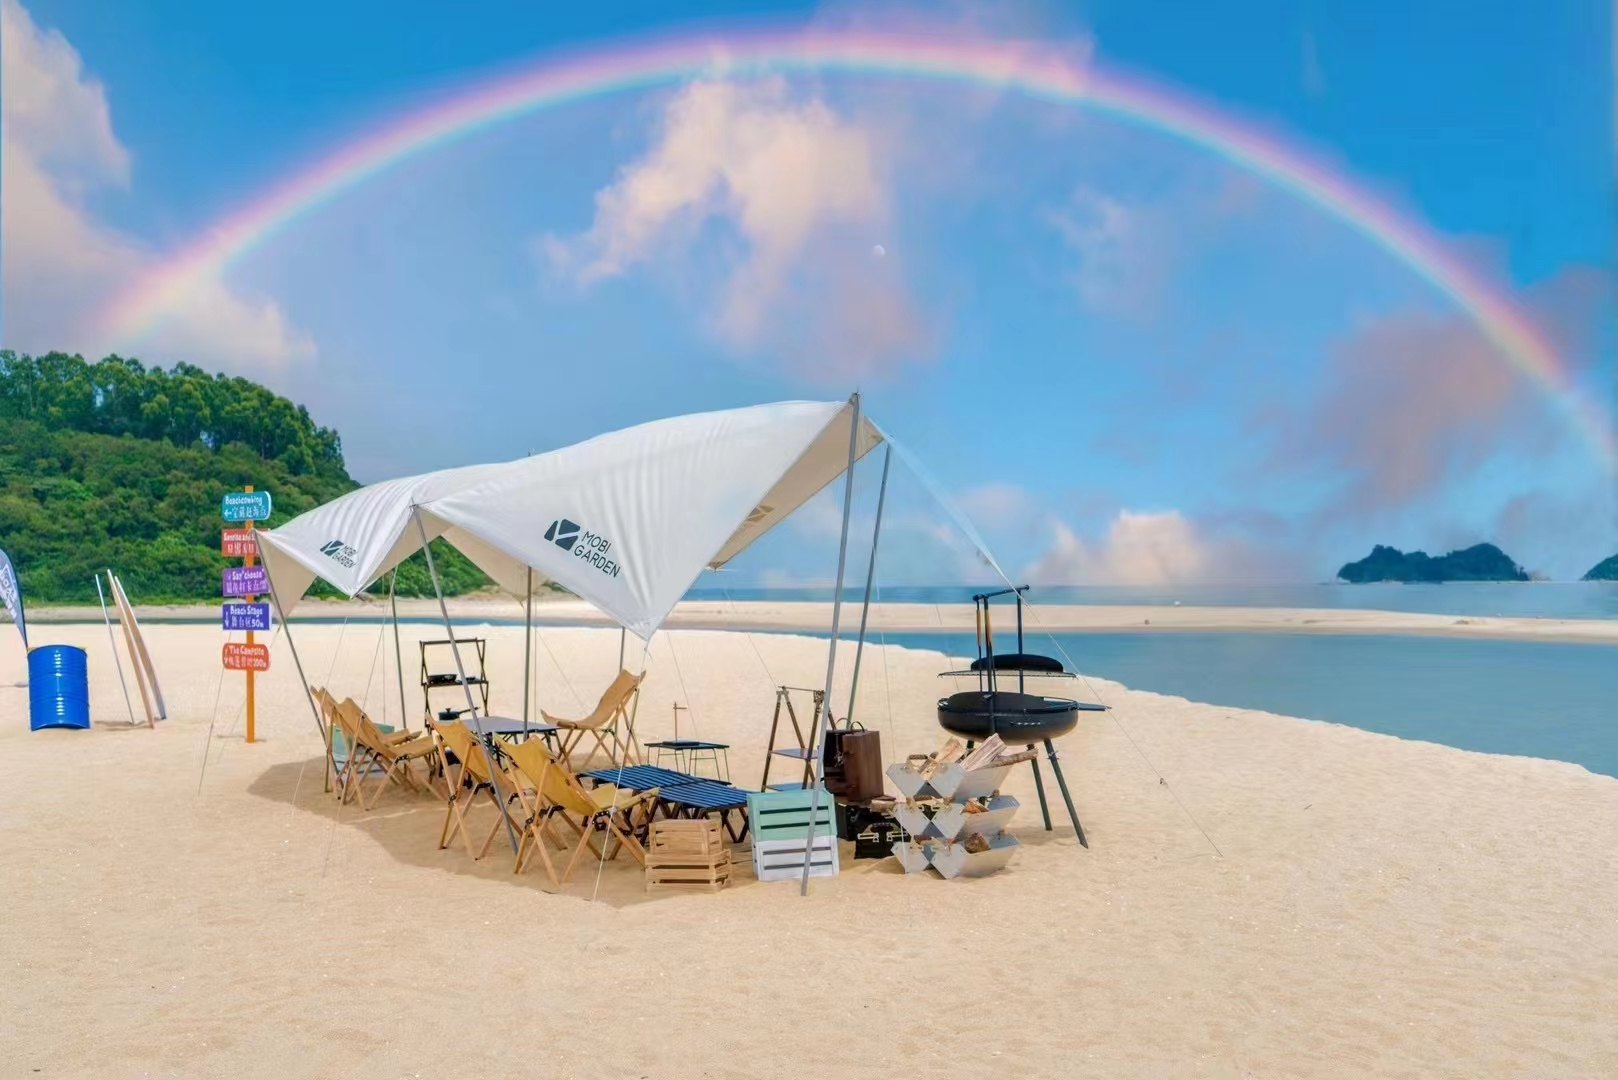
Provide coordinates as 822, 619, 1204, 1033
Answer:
256, 399, 882, 638
255, 460, 529, 615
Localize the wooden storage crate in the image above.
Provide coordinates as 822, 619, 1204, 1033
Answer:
746, 788, 840, 883
645, 818, 731, 892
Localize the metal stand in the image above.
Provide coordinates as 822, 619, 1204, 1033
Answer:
966, 585, 1088, 846
760, 686, 823, 791
1043, 739, 1087, 848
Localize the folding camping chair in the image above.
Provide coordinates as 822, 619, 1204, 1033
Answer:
505, 738, 659, 884
334, 699, 437, 810
318, 688, 416, 797
429, 719, 517, 860
541, 670, 645, 769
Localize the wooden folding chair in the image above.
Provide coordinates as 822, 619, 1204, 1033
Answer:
430, 720, 516, 860
318, 687, 415, 797
495, 739, 563, 886
505, 738, 658, 884
335, 699, 437, 811
542, 670, 644, 769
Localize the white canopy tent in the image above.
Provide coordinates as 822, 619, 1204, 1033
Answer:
256, 399, 883, 638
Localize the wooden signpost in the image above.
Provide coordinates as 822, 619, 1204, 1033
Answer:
222, 486, 272, 742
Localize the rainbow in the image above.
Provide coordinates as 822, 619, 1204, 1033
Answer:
94, 27, 1614, 464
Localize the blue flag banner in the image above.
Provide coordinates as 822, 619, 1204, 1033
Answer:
0, 547, 27, 650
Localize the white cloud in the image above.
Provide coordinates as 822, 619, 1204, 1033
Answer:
1027, 510, 1214, 585
543, 78, 928, 380
0, 0, 311, 368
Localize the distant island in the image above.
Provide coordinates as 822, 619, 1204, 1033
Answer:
1337, 543, 1529, 584
1583, 555, 1618, 581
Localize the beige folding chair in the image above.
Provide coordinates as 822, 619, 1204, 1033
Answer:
541, 670, 644, 768
334, 699, 437, 810
505, 738, 658, 884
430, 720, 516, 860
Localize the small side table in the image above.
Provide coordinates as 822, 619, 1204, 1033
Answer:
644, 739, 731, 781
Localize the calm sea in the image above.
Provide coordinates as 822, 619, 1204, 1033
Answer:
875, 630, 1618, 780
688, 581, 1618, 619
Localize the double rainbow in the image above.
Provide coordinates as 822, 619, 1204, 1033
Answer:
93, 27, 1614, 465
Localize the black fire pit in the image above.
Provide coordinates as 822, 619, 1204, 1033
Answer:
937, 690, 1083, 743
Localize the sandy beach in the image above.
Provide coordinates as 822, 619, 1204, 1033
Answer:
28, 595, 1618, 643
1, 620, 1615, 1078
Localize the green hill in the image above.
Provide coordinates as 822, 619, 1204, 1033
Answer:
0, 350, 490, 603
1337, 543, 1529, 584
1583, 555, 1618, 581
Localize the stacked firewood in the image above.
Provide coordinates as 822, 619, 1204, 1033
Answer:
887, 735, 1025, 878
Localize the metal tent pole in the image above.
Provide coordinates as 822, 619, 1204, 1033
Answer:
799, 393, 862, 896
259, 547, 333, 789
523, 568, 533, 735
843, 443, 892, 726
389, 568, 409, 731
412, 508, 517, 855
95, 572, 137, 726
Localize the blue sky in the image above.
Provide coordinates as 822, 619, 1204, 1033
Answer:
2, 0, 1612, 583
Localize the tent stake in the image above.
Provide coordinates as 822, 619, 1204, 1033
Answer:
413, 508, 518, 855
259, 545, 333, 789
95, 571, 138, 727
800, 393, 862, 896
844, 443, 891, 727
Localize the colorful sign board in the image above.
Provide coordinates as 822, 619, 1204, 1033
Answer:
221, 490, 273, 522
221, 601, 272, 632
221, 529, 257, 558
222, 642, 271, 672
222, 565, 269, 597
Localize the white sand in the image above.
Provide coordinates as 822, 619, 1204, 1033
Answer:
1, 621, 1614, 1078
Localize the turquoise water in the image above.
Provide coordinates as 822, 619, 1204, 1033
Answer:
688, 581, 1618, 619
880, 631, 1618, 779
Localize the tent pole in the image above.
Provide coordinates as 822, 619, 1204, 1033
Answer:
412, 508, 517, 855
799, 392, 862, 896
259, 546, 332, 789
95, 572, 138, 727
524, 568, 533, 733
389, 567, 409, 731
844, 443, 891, 727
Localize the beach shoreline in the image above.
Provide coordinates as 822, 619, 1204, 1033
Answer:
22, 595, 1618, 643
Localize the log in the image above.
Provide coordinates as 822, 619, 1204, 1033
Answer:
960, 734, 1006, 772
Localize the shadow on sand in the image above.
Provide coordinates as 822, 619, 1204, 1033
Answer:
245, 756, 774, 910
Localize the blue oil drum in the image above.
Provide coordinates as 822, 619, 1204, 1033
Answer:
28, 644, 90, 730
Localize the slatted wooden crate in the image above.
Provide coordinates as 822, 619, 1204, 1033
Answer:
746, 788, 840, 883
645, 818, 732, 892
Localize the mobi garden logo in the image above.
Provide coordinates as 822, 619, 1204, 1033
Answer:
544, 518, 623, 579
319, 539, 358, 569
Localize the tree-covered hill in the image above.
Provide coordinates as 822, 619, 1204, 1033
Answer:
1337, 543, 1529, 584
0, 350, 490, 603
1583, 555, 1618, 581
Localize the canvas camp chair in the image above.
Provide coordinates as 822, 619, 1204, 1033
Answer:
430, 719, 517, 860
542, 670, 645, 769
334, 699, 437, 810
504, 738, 658, 884
317, 687, 416, 797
